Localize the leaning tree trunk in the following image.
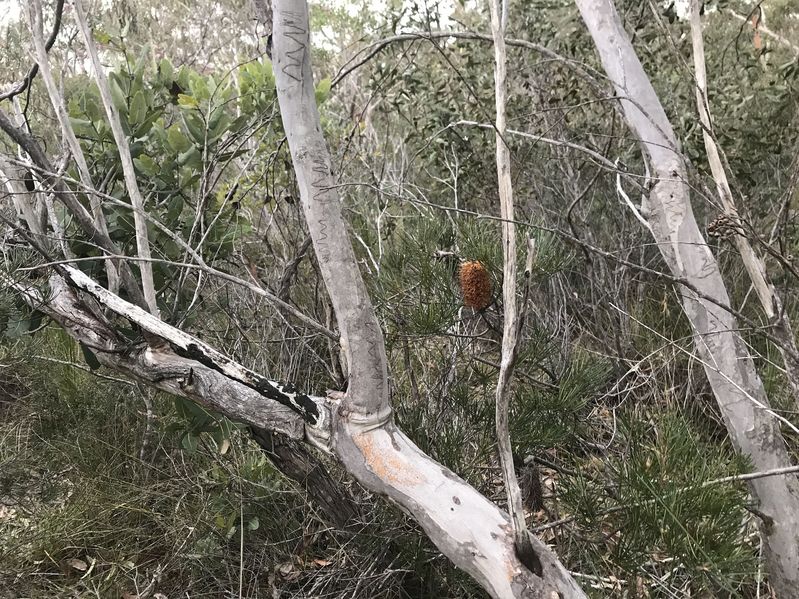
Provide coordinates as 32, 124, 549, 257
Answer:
687, 0, 799, 412
575, 0, 799, 594
270, 0, 586, 596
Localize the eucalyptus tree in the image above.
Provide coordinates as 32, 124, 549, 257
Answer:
575, 0, 799, 594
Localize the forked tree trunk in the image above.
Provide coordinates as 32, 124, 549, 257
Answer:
575, 0, 799, 594
270, 0, 586, 596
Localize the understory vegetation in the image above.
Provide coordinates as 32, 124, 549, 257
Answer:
1, 0, 798, 596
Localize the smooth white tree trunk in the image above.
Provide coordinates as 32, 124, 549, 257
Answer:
575, 1, 799, 594
271, 0, 587, 595
687, 0, 799, 411
488, 0, 541, 575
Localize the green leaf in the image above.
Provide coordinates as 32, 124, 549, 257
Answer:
133, 108, 163, 138
189, 75, 209, 101
129, 90, 147, 126
167, 126, 191, 153
108, 72, 128, 115
69, 117, 95, 137
177, 146, 202, 169
177, 66, 191, 91
80, 342, 102, 370
133, 44, 150, 82
93, 30, 111, 45
182, 113, 206, 145
133, 154, 158, 176
177, 93, 199, 109
165, 195, 184, 223
208, 105, 226, 132
209, 113, 232, 143
247, 516, 260, 531
315, 77, 332, 104
158, 58, 174, 85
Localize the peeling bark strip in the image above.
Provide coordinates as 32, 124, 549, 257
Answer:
57, 264, 324, 427
2, 272, 308, 440
174, 344, 320, 421
575, 1, 799, 594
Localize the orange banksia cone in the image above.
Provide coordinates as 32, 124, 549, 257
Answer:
459, 260, 492, 310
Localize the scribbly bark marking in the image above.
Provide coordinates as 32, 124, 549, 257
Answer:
362, 320, 385, 381
279, 12, 306, 82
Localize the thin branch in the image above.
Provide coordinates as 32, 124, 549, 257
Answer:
3, 156, 336, 339
0, 107, 149, 309
0, 0, 65, 102
20, 253, 337, 340
532, 465, 799, 534
332, 30, 606, 92
488, 0, 541, 575
26, 0, 120, 292
724, 8, 799, 55
72, 0, 159, 316
451, 119, 645, 191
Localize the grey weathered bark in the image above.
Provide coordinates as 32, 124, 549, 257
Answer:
575, 0, 799, 594
0, 158, 44, 238
2, 266, 359, 526
26, 0, 120, 293
270, 0, 586, 596
688, 0, 799, 411
488, 0, 541, 575
72, 0, 159, 316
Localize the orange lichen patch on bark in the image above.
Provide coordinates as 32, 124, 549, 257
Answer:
459, 260, 492, 310
352, 431, 426, 488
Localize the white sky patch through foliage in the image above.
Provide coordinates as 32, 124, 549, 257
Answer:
0, 0, 21, 29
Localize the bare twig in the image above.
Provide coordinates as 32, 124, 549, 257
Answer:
724, 8, 799, 56
26, 0, 120, 292
73, 0, 159, 316
19, 253, 337, 340
0, 0, 65, 102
